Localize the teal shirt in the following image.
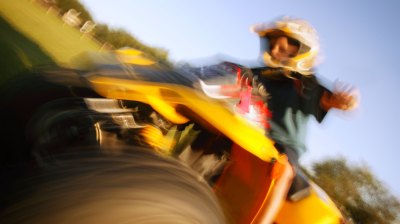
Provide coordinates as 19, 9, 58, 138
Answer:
252, 67, 328, 155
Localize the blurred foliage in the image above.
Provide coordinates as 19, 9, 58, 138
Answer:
53, 0, 170, 66
93, 24, 170, 66
310, 158, 400, 224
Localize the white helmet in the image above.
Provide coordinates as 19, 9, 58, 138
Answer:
251, 17, 320, 75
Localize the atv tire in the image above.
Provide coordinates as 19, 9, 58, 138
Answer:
1, 146, 226, 224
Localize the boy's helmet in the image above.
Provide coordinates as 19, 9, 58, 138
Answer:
251, 17, 320, 75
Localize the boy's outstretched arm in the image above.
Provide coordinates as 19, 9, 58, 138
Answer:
320, 82, 359, 111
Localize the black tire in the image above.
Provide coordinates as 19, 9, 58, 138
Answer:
1, 146, 226, 224
26, 98, 104, 156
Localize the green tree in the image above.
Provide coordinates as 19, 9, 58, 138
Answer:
310, 158, 400, 224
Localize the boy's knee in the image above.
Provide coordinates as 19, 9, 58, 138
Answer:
283, 162, 296, 181
276, 157, 295, 185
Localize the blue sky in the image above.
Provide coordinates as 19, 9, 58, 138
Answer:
80, 0, 400, 197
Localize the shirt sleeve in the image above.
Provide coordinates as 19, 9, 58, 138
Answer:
300, 75, 329, 123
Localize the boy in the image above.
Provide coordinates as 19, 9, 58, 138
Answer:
249, 17, 357, 223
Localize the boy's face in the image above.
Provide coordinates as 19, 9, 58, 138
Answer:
268, 36, 300, 62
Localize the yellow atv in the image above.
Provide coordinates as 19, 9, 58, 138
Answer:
0, 51, 343, 224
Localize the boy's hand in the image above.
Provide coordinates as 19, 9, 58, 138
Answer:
320, 81, 359, 111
